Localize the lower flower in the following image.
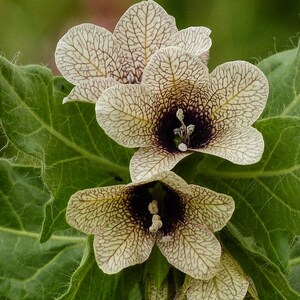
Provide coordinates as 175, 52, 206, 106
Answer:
66, 171, 234, 279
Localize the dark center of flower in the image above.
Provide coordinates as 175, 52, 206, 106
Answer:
128, 182, 185, 236
156, 107, 214, 153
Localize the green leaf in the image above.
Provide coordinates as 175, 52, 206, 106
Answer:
0, 158, 85, 299
289, 238, 300, 293
258, 45, 300, 118
0, 57, 133, 241
224, 232, 300, 300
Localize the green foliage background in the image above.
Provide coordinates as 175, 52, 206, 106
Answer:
0, 0, 300, 299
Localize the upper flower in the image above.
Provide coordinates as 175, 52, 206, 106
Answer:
66, 171, 234, 279
55, 0, 212, 104
96, 47, 269, 181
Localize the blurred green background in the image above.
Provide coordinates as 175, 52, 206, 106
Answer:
0, 0, 299, 73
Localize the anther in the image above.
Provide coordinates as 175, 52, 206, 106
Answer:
149, 214, 163, 232
176, 108, 184, 123
148, 200, 159, 215
186, 124, 195, 135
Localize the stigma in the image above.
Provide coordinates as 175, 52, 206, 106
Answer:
173, 109, 195, 152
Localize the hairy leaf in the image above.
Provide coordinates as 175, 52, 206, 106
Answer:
0, 159, 85, 299
0, 58, 133, 242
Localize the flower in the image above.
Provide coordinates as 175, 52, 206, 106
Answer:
55, 0, 212, 104
186, 252, 250, 300
96, 47, 269, 181
66, 171, 234, 279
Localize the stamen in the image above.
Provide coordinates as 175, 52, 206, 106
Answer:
148, 200, 163, 233
148, 200, 159, 214
186, 124, 195, 135
174, 109, 195, 152
176, 108, 184, 123
173, 128, 185, 138
149, 214, 163, 232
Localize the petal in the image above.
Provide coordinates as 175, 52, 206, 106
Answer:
113, 0, 177, 83
196, 126, 264, 165
66, 185, 128, 234
130, 146, 191, 181
171, 27, 212, 63
127, 171, 191, 197
55, 24, 118, 85
187, 252, 249, 300
93, 224, 155, 274
157, 223, 221, 280
185, 185, 234, 232
66, 185, 155, 274
156, 171, 190, 195
142, 47, 209, 107
96, 84, 156, 147
207, 61, 269, 128
63, 77, 119, 104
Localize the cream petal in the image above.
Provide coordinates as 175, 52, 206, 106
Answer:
55, 23, 118, 85
96, 84, 156, 147
171, 27, 212, 63
196, 126, 264, 165
207, 61, 269, 129
185, 185, 234, 232
113, 0, 177, 83
127, 171, 191, 199
63, 78, 119, 104
66, 184, 155, 274
142, 47, 209, 108
93, 224, 155, 274
130, 146, 191, 181
66, 185, 128, 234
157, 223, 221, 280
187, 252, 249, 300
155, 170, 190, 195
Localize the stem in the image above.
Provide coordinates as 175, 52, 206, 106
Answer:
175, 275, 191, 300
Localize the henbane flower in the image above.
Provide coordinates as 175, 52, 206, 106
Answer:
96, 47, 269, 181
66, 171, 234, 279
55, 0, 211, 104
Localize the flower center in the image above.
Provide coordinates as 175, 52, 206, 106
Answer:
128, 183, 185, 236
156, 107, 214, 153
173, 108, 195, 152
